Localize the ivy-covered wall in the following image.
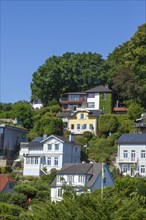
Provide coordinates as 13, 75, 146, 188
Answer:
99, 93, 112, 114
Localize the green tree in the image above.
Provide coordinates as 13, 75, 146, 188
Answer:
31, 52, 106, 105
12, 101, 34, 129
98, 114, 118, 135
127, 102, 144, 120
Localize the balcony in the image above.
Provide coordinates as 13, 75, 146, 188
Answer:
116, 157, 137, 163
135, 122, 146, 128
59, 97, 86, 105
113, 107, 128, 114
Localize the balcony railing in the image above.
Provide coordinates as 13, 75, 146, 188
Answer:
59, 98, 86, 104
116, 157, 137, 163
135, 123, 146, 128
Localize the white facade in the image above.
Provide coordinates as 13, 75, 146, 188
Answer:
51, 163, 114, 202
116, 142, 146, 177
23, 135, 81, 176
86, 93, 100, 110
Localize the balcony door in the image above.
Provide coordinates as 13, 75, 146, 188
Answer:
131, 150, 135, 161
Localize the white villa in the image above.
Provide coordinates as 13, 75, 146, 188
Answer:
116, 133, 146, 176
51, 163, 114, 202
23, 134, 81, 176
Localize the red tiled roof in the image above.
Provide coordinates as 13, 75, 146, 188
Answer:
0, 174, 15, 192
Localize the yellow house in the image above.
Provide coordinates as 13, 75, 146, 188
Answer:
68, 109, 103, 135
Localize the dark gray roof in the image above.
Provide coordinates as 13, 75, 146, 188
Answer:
27, 141, 43, 147
58, 163, 93, 174
51, 163, 104, 188
42, 135, 81, 146
62, 92, 87, 95
85, 85, 112, 93
88, 110, 104, 116
118, 133, 146, 145
32, 137, 43, 142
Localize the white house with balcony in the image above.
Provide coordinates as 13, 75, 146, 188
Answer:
23, 134, 81, 176
50, 162, 114, 202
116, 133, 146, 177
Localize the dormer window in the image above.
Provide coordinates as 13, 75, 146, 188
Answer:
80, 113, 85, 119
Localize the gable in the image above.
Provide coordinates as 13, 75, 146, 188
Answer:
0, 174, 16, 192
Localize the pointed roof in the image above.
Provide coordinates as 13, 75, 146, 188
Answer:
85, 85, 112, 93
0, 174, 16, 192
51, 163, 106, 188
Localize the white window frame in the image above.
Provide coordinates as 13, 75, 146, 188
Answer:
141, 165, 145, 174
48, 144, 52, 150
123, 150, 128, 158
55, 144, 59, 151
58, 188, 63, 197
78, 175, 85, 183
80, 113, 85, 120
87, 102, 95, 108
123, 164, 128, 173
141, 150, 145, 158
54, 157, 58, 166
47, 157, 51, 165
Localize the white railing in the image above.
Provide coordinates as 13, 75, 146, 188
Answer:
116, 157, 137, 163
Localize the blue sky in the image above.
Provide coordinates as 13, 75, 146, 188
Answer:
0, 0, 145, 103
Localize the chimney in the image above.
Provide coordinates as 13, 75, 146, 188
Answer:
43, 134, 47, 140
69, 133, 74, 142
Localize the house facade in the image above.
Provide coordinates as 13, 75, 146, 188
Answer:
68, 109, 103, 135
23, 134, 81, 176
0, 124, 27, 163
59, 85, 112, 114
51, 163, 114, 202
116, 133, 146, 177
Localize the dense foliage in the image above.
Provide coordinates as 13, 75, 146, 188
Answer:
107, 23, 146, 108
1, 176, 146, 220
31, 52, 107, 105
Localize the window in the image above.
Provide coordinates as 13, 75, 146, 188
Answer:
54, 157, 58, 166
78, 175, 85, 183
141, 150, 145, 158
48, 144, 52, 150
89, 124, 94, 130
35, 157, 38, 164
141, 165, 145, 174
26, 157, 30, 164
71, 124, 74, 129
75, 147, 78, 152
102, 93, 106, 100
131, 150, 135, 161
58, 188, 63, 197
68, 95, 80, 101
55, 144, 59, 150
80, 113, 85, 119
57, 175, 64, 182
67, 175, 74, 183
88, 93, 95, 98
123, 165, 128, 173
47, 157, 51, 165
87, 102, 95, 108
103, 177, 106, 184
77, 124, 80, 130
123, 150, 128, 158
82, 124, 86, 129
